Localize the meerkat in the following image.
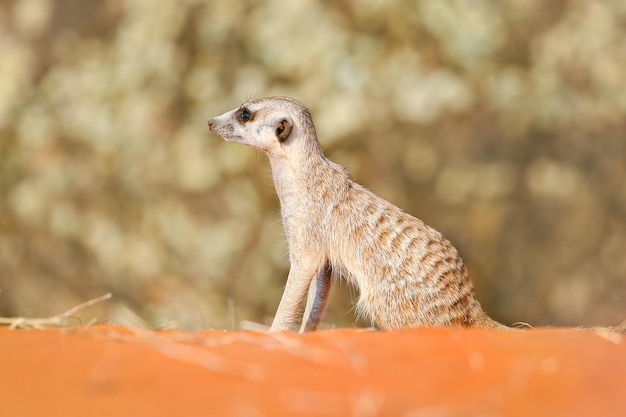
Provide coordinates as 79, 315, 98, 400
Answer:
208, 96, 507, 332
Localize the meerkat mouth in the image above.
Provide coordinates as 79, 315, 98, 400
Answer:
208, 122, 235, 141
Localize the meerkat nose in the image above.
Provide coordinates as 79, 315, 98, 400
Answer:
207, 119, 214, 130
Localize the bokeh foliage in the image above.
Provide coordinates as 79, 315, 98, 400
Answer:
1, 0, 625, 329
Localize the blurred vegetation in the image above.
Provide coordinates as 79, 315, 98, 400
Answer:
1, 0, 625, 330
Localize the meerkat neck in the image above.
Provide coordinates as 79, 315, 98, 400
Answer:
268, 129, 320, 181
267, 134, 347, 206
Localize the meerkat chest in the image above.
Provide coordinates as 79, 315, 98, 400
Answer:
280, 192, 328, 236
271, 158, 346, 243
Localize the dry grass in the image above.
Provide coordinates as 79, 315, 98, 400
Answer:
0, 293, 112, 329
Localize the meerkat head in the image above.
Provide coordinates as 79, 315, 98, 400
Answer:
208, 96, 319, 158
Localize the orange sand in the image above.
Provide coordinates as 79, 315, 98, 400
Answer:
1, 325, 624, 416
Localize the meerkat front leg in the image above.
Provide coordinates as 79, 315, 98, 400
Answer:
299, 262, 332, 333
269, 261, 323, 332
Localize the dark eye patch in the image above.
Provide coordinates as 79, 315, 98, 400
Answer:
239, 107, 252, 122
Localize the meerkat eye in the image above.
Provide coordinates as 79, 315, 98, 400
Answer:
239, 107, 252, 122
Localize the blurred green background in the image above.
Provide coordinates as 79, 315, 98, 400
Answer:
1, 0, 624, 330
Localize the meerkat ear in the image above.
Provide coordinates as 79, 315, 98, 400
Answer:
276, 118, 292, 143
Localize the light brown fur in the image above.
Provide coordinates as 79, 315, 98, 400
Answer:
208, 96, 506, 332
